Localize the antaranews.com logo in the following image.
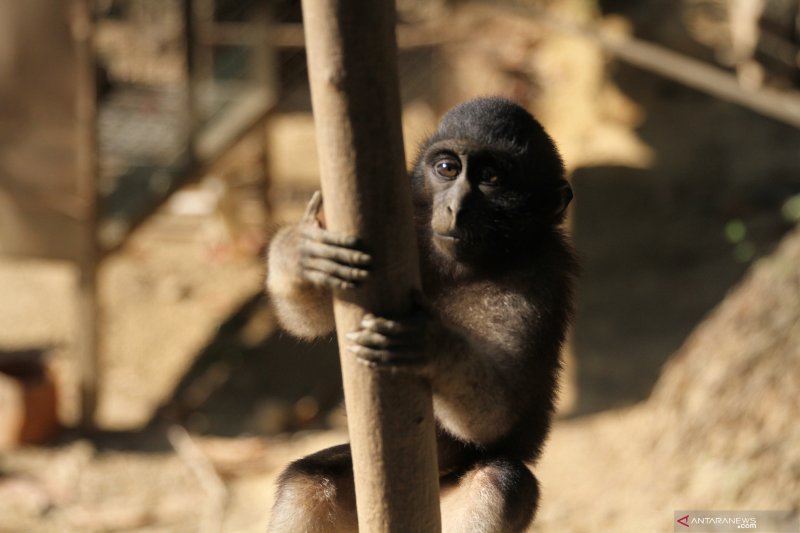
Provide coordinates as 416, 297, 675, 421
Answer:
674, 510, 799, 532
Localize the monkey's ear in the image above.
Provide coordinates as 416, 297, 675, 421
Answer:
553, 180, 573, 219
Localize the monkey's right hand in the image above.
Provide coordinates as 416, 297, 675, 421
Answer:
345, 310, 431, 372
297, 191, 372, 291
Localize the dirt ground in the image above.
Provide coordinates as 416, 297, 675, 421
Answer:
2, 2, 799, 532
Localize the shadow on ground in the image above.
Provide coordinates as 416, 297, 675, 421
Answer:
569, 61, 800, 415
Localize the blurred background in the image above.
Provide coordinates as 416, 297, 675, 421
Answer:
0, 0, 798, 531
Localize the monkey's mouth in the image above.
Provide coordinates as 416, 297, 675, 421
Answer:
432, 231, 484, 262
431, 232, 461, 258
433, 232, 460, 242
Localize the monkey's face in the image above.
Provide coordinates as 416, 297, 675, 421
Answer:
412, 98, 573, 269
420, 140, 537, 264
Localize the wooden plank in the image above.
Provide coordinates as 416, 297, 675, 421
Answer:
491, 1, 800, 128
73, 0, 101, 429
0, 0, 85, 260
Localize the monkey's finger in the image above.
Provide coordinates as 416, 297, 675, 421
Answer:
361, 315, 426, 337
345, 330, 414, 350
347, 345, 428, 367
346, 330, 389, 349
301, 240, 372, 267
302, 191, 323, 223
302, 225, 361, 249
301, 270, 357, 291
302, 257, 369, 283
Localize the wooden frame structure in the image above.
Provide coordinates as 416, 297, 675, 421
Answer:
0, 0, 276, 428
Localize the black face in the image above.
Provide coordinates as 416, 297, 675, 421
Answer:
412, 97, 572, 267
421, 140, 526, 262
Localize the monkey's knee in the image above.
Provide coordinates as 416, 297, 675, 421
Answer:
442, 458, 539, 533
268, 445, 357, 533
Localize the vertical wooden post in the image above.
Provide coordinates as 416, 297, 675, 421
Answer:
300, 1, 441, 531
72, 0, 100, 429
183, 0, 200, 165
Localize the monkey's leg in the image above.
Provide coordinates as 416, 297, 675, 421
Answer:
440, 458, 539, 533
268, 444, 357, 533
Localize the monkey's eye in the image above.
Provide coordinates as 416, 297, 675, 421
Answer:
434, 160, 460, 179
481, 169, 500, 186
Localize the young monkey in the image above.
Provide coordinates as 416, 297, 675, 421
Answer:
266, 97, 577, 532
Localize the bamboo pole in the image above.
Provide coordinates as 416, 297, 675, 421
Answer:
300, 1, 441, 531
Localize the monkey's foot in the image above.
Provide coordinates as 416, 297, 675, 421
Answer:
345, 313, 430, 372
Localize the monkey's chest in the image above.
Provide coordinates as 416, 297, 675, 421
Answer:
434, 285, 534, 352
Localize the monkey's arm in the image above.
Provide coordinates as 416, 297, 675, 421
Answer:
427, 319, 528, 446
266, 192, 371, 339
266, 226, 334, 338
347, 289, 543, 446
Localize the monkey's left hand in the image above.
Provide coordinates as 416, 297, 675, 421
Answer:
345, 309, 431, 373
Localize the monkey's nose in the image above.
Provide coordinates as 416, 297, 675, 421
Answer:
446, 203, 462, 227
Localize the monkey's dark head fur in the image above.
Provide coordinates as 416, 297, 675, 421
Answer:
429, 97, 564, 183
412, 97, 572, 273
